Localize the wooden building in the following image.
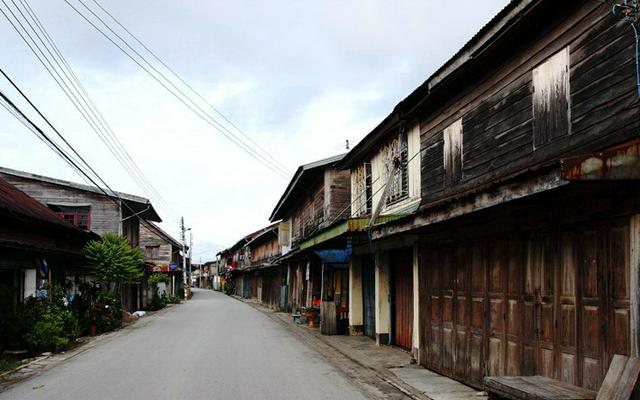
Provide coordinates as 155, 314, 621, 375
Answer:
268, 154, 351, 317
0, 166, 162, 311
0, 175, 96, 313
340, 0, 640, 392
139, 222, 183, 298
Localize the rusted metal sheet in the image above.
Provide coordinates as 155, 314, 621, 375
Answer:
561, 140, 640, 180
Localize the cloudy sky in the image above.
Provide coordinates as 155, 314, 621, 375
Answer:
0, 0, 507, 261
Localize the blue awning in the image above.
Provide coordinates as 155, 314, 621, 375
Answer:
315, 246, 352, 269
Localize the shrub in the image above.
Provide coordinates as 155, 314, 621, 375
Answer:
148, 273, 169, 285
166, 295, 181, 304
147, 294, 167, 311
25, 307, 79, 353
83, 233, 144, 293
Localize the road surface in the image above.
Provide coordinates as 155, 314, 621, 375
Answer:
0, 289, 367, 400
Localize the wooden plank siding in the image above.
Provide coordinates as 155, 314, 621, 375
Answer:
418, 217, 631, 390
1, 174, 121, 235
419, 1, 640, 207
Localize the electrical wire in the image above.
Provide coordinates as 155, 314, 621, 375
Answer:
18, 0, 173, 213
0, 85, 179, 241
88, 0, 290, 176
0, 1, 165, 207
64, 0, 291, 179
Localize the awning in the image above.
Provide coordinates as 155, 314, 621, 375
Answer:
315, 246, 352, 269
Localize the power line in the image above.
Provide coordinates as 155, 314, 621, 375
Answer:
0, 82, 177, 241
64, 0, 290, 179
18, 0, 172, 213
2, 0, 174, 216
88, 0, 291, 176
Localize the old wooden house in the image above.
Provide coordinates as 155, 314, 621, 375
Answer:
268, 154, 351, 317
339, 0, 640, 394
139, 222, 183, 298
225, 226, 272, 299
0, 166, 162, 311
0, 175, 96, 312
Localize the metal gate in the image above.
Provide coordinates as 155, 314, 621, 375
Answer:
362, 256, 376, 338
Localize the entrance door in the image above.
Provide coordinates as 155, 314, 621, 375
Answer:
392, 249, 413, 350
362, 255, 376, 338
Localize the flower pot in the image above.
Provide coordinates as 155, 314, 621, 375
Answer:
89, 325, 97, 336
306, 312, 318, 328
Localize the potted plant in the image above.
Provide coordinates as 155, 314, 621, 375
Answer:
305, 307, 319, 328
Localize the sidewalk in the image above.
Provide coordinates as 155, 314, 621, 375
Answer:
240, 297, 487, 400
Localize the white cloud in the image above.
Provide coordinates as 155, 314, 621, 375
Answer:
0, 0, 509, 260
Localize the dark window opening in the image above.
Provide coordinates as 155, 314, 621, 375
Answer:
48, 204, 91, 230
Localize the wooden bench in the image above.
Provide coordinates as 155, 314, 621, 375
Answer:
484, 355, 640, 400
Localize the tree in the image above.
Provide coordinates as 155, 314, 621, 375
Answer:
83, 233, 144, 293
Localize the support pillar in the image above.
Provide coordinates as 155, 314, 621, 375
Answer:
349, 256, 363, 335
375, 250, 390, 345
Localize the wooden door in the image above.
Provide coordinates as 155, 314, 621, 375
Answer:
524, 236, 557, 378
487, 240, 508, 376
468, 242, 487, 383
392, 249, 413, 350
505, 237, 525, 376
453, 245, 471, 379
362, 256, 376, 338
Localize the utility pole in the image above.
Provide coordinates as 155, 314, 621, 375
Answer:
180, 217, 189, 300
189, 231, 193, 288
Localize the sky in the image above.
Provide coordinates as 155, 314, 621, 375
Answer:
0, 0, 508, 261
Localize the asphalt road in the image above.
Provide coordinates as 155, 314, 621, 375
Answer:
1, 289, 367, 400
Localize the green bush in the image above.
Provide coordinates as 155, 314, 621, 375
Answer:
166, 294, 181, 304
25, 308, 78, 353
147, 294, 167, 311
148, 273, 169, 285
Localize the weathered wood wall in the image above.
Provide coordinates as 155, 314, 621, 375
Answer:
417, 183, 638, 390
420, 1, 640, 206
250, 235, 280, 264
1, 174, 121, 235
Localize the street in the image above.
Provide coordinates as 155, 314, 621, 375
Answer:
0, 290, 367, 400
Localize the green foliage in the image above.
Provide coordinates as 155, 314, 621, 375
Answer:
6, 285, 81, 353
79, 285, 122, 333
147, 294, 167, 311
304, 307, 320, 314
25, 308, 78, 353
148, 273, 169, 285
166, 294, 181, 304
83, 233, 144, 289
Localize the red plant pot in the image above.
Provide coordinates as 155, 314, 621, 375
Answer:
89, 325, 97, 336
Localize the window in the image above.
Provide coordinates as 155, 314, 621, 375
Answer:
352, 162, 373, 216
383, 126, 409, 205
443, 118, 463, 184
144, 246, 160, 259
532, 46, 570, 148
49, 205, 91, 230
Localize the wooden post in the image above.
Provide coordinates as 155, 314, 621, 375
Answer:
630, 215, 640, 357
48, 268, 52, 301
